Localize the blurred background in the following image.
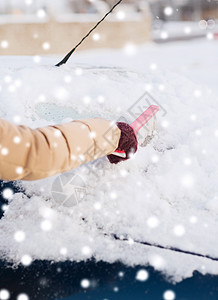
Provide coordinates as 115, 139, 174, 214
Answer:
0, 0, 217, 55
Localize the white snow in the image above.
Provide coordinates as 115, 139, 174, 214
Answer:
0, 38, 218, 283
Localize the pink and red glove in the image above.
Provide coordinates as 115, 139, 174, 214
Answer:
107, 122, 138, 164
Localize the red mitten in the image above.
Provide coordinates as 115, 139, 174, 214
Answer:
107, 122, 138, 164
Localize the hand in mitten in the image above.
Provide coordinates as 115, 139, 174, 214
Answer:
107, 122, 138, 164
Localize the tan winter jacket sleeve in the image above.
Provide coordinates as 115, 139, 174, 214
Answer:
0, 118, 121, 181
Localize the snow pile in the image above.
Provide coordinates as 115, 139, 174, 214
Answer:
0, 40, 218, 282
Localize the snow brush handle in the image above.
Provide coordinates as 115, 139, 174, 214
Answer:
112, 105, 159, 158
130, 105, 159, 134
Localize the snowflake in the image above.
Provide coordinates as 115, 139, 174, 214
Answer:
60, 247, 68, 256
1, 148, 9, 156
136, 269, 149, 281
190, 114, 197, 121
74, 68, 83, 76
183, 158, 192, 166
13, 136, 21, 144
184, 27, 191, 34
164, 6, 174, 16
147, 216, 159, 228
97, 95, 105, 103
2, 188, 14, 200
94, 202, 102, 210
118, 271, 124, 277
110, 192, 117, 200
42, 42, 50, 51
4, 76, 12, 83
160, 31, 169, 40
41, 220, 52, 231
194, 90, 202, 97
14, 79, 22, 87
116, 10, 126, 20
37, 9, 47, 18
14, 231, 26, 242
0, 289, 10, 300
64, 76, 72, 83
150, 254, 166, 269
174, 224, 185, 236
163, 290, 176, 300
151, 155, 159, 163
13, 115, 21, 124
207, 33, 214, 40
25, 0, 32, 5
150, 63, 157, 71
1, 40, 9, 49
16, 167, 24, 175
21, 254, 32, 266
190, 216, 198, 224
33, 56, 41, 64
83, 96, 91, 105
181, 174, 194, 188
82, 246, 92, 256
81, 279, 90, 289
123, 43, 137, 56
161, 120, 169, 128
17, 294, 29, 300
92, 33, 100, 41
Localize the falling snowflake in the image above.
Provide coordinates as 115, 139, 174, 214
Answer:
37, 9, 47, 18
207, 33, 214, 40
33, 56, 41, 63
81, 279, 90, 289
164, 6, 174, 16
97, 95, 105, 103
163, 290, 176, 300
21, 254, 32, 266
190, 216, 198, 224
1, 148, 9, 156
60, 247, 68, 256
123, 43, 137, 56
150, 63, 157, 71
136, 269, 149, 281
13, 136, 21, 144
118, 271, 124, 277
0, 289, 10, 300
82, 246, 92, 256
42, 42, 50, 50
116, 10, 126, 20
94, 202, 102, 210
92, 33, 100, 41
151, 155, 159, 163
147, 216, 159, 228
1, 40, 9, 49
184, 27, 191, 34
41, 220, 52, 231
173, 225, 185, 237
16, 167, 24, 175
17, 294, 29, 300
74, 68, 83, 76
160, 31, 169, 40
150, 254, 166, 269
2, 188, 14, 200
181, 174, 194, 188
14, 231, 26, 242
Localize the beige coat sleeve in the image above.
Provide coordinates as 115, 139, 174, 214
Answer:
0, 118, 121, 181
